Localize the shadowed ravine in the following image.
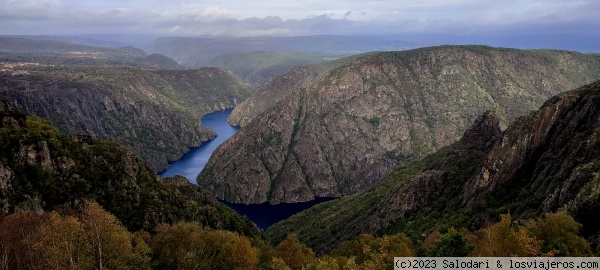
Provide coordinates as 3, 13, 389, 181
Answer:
159, 108, 333, 229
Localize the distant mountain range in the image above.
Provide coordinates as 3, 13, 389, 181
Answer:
145, 35, 423, 87
0, 35, 181, 69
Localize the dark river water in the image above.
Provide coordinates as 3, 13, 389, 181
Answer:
160, 108, 334, 229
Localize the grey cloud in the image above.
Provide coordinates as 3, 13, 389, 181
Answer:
0, 0, 598, 39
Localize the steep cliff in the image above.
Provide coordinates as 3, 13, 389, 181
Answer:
459, 80, 600, 232
0, 99, 260, 236
0, 66, 252, 171
227, 57, 356, 127
200, 46, 600, 204
267, 80, 600, 252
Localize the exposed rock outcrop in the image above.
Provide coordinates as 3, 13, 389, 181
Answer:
267, 80, 600, 253
461, 80, 600, 215
201, 46, 600, 204
227, 59, 352, 126
0, 67, 252, 171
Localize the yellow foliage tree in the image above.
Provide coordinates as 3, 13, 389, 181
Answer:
33, 212, 94, 270
79, 200, 151, 270
151, 222, 259, 270
269, 257, 292, 270
471, 214, 541, 256
328, 233, 414, 270
526, 212, 591, 256
275, 234, 316, 270
151, 222, 205, 268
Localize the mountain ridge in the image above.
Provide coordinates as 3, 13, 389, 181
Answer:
266, 80, 600, 253
200, 45, 600, 204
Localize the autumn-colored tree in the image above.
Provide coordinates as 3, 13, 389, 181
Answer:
422, 230, 442, 249
151, 222, 204, 269
275, 234, 316, 270
79, 200, 151, 270
309, 256, 343, 270
328, 233, 414, 270
151, 222, 259, 270
0, 211, 48, 270
129, 231, 152, 270
359, 234, 414, 270
331, 234, 379, 264
460, 228, 478, 247
527, 212, 591, 256
251, 236, 277, 270
33, 212, 94, 270
330, 239, 359, 258
198, 230, 258, 270
269, 257, 292, 270
471, 214, 541, 256
383, 234, 415, 257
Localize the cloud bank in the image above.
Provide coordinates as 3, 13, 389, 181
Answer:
0, 0, 598, 39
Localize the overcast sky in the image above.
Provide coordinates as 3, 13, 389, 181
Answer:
1, 0, 599, 39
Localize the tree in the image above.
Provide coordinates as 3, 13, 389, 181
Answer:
79, 200, 150, 270
422, 230, 442, 249
269, 257, 291, 270
425, 229, 472, 257
275, 234, 316, 270
151, 222, 204, 269
471, 214, 541, 256
33, 212, 93, 270
527, 212, 591, 256
329, 233, 414, 270
0, 211, 48, 270
151, 222, 259, 270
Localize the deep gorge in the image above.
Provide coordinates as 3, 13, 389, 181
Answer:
159, 108, 334, 229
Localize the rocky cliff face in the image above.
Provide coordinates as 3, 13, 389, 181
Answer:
267, 80, 600, 252
227, 65, 328, 127
227, 57, 357, 127
0, 100, 259, 236
0, 67, 252, 171
200, 46, 600, 204
461, 80, 600, 216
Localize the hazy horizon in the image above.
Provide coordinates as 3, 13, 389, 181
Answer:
1, 0, 599, 51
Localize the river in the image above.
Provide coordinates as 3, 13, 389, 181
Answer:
160, 108, 334, 229
159, 108, 239, 184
